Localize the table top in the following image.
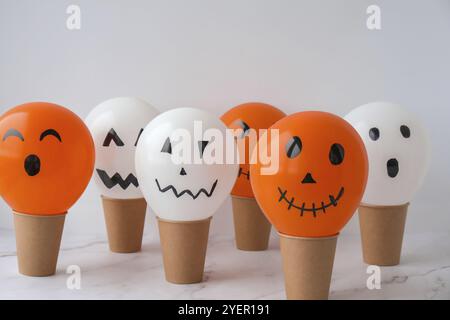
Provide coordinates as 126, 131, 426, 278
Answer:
0, 229, 449, 300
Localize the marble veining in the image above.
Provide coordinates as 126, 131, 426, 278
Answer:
0, 228, 449, 300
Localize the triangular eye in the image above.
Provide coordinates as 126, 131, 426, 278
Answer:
286, 136, 302, 158
161, 137, 172, 154
198, 140, 209, 157
103, 128, 124, 146
233, 119, 250, 138
134, 128, 144, 146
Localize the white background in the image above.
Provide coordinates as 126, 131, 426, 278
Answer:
0, 0, 449, 238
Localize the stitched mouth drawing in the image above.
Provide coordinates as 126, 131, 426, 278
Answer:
96, 169, 139, 189
277, 186, 345, 217
155, 178, 218, 199
238, 167, 249, 180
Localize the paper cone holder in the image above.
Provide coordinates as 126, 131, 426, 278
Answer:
279, 233, 337, 300
13, 211, 66, 277
358, 203, 408, 266
157, 217, 211, 284
231, 196, 271, 251
101, 196, 147, 253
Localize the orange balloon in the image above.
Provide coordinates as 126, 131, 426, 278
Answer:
0, 102, 95, 215
250, 111, 368, 237
221, 102, 286, 198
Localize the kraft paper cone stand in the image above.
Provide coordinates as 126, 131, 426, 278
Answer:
13, 211, 66, 277
157, 217, 211, 284
279, 233, 338, 300
358, 203, 408, 266
101, 196, 147, 253
231, 196, 271, 251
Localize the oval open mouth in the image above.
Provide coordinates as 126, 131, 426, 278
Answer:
387, 158, 399, 178
277, 186, 345, 217
24, 154, 40, 176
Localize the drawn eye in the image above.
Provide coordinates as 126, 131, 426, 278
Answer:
329, 143, 345, 165
198, 140, 209, 157
369, 127, 380, 141
286, 136, 302, 158
134, 128, 144, 146
2, 129, 24, 142
233, 119, 250, 138
161, 137, 172, 154
400, 125, 410, 138
103, 128, 124, 147
40, 129, 62, 142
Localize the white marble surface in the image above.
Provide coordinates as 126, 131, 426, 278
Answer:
0, 228, 449, 300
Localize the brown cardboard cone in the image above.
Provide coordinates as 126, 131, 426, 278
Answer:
359, 203, 408, 266
231, 196, 271, 251
101, 196, 147, 253
279, 233, 337, 300
157, 217, 211, 284
13, 211, 66, 277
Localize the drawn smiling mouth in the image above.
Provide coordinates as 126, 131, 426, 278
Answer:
155, 178, 218, 199
238, 167, 249, 180
277, 186, 345, 217
96, 169, 139, 189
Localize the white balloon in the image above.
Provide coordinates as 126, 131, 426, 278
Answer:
345, 102, 430, 206
135, 108, 239, 221
85, 97, 159, 199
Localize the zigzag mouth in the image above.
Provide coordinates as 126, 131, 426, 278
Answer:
238, 167, 249, 180
96, 169, 139, 190
277, 186, 344, 218
155, 179, 218, 200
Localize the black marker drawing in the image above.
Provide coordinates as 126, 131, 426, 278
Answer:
24, 154, 40, 176
238, 167, 249, 180
387, 158, 399, 178
134, 128, 144, 146
277, 186, 344, 218
155, 178, 218, 200
96, 169, 138, 189
2, 128, 24, 141
40, 129, 62, 142
233, 119, 250, 138
103, 128, 124, 147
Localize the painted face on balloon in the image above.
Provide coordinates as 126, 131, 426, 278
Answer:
135, 108, 239, 221
221, 103, 285, 198
250, 112, 368, 237
0, 102, 95, 215
86, 97, 159, 199
155, 136, 218, 199
345, 102, 430, 206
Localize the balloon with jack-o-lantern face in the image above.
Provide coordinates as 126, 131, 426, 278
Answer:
250, 111, 368, 237
135, 107, 239, 221
0, 102, 95, 215
221, 102, 286, 198
85, 97, 159, 199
